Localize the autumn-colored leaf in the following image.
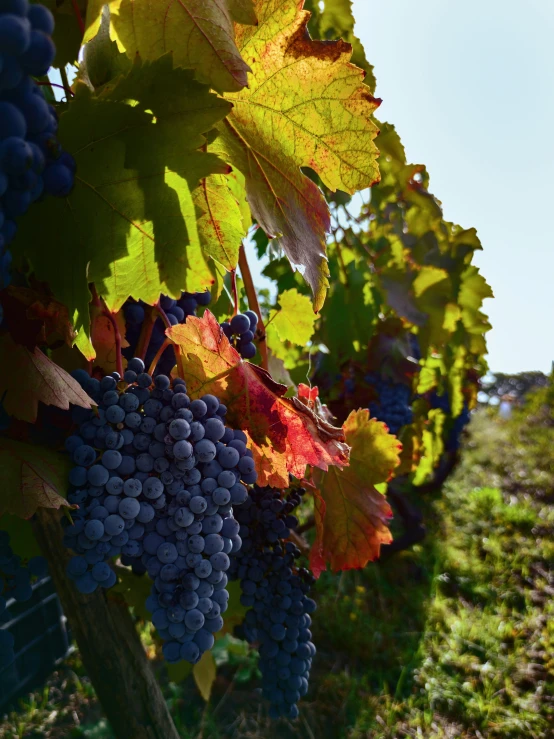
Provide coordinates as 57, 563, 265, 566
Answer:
310, 409, 401, 577
0, 334, 94, 423
86, 305, 130, 372
217, 0, 380, 310
0, 437, 73, 519
1, 285, 76, 350
168, 311, 349, 487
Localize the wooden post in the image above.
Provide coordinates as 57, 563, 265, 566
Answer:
34, 508, 179, 739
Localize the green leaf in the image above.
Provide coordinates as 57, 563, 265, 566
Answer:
0, 515, 42, 559
111, 566, 152, 621
13, 57, 231, 340
269, 289, 317, 346
40, 0, 84, 68
217, 0, 380, 311
316, 0, 376, 92
167, 660, 193, 684
84, 0, 254, 93
193, 172, 247, 272
0, 438, 72, 519
193, 651, 216, 701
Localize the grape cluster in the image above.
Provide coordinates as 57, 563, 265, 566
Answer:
124, 291, 212, 377
221, 311, 258, 360
366, 373, 413, 435
64, 357, 257, 664
0, 0, 76, 287
0, 529, 48, 668
230, 484, 316, 720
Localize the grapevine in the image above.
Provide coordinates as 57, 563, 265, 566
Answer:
0, 0, 492, 733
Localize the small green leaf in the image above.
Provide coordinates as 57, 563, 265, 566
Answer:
193, 651, 217, 702
167, 660, 193, 684
269, 289, 317, 346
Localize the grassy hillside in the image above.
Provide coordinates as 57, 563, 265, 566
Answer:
2, 405, 553, 738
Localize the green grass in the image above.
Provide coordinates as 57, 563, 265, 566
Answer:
2, 407, 553, 738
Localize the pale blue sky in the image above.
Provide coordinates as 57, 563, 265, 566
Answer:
352, 0, 554, 373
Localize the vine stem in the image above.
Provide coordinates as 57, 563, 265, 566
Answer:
238, 241, 269, 372
230, 268, 239, 316
135, 307, 156, 361
70, 0, 85, 35
37, 81, 73, 97
147, 337, 171, 378
58, 66, 73, 100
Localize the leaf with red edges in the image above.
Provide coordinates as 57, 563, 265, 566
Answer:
0, 437, 73, 519
0, 334, 95, 423
168, 311, 349, 487
310, 409, 401, 577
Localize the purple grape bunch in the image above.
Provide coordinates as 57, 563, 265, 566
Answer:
0, 0, 76, 287
63, 357, 258, 664
220, 311, 258, 360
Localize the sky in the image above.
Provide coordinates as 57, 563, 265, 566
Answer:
351, 0, 554, 374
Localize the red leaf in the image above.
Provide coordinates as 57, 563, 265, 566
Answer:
168, 312, 349, 487
310, 409, 401, 577
1, 285, 76, 349
298, 383, 319, 403
0, 334, 95, 423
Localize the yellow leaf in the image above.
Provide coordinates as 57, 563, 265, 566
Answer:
269, 289, 318, 346
193, 651, 216, 702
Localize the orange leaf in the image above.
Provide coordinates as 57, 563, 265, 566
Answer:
310, 409, 401, 577
89, 305, 130, 374
168, 311, 349, 487
0, 334, 95, 423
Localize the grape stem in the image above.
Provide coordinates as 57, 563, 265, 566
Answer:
147, 338, 171, 378
135, 307, 157, 362
238, 241, 269, 372
70, 0, 85, 35
58, 67, 73, 100
37, 81, 74, 98
289, 529, 310, 554
230, 268, 239, 316
296, 515, 315, 535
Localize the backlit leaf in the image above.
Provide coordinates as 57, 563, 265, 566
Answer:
217, 0, 381, 310
168, 311, 349, 487
0, 334, 94, 423
310, 409, 400, 577
84, 0, 255, 93
193, 651, 216, 701
0, 438, 72, 519
13, 57, 231, 340
269, 288, 318, 346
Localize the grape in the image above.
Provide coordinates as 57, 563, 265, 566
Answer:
0, 100, 26, 137
229, 483, 316, 718
63, 360, 258, 668
27, 4, 53, 34
365, 373, 413, 435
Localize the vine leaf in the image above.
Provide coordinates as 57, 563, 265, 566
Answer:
84, 0, 256, 93
269, 288, 318, 346
310, 409, 401, 577
193, 651, 217, 701
0, 335, 94, 424
1, 285, 76, 350
216, 0, 381, 310
0, 437, 73, 519
193, 171, 247, 272
12, 57, 232, 340
168, 311, 349, 488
